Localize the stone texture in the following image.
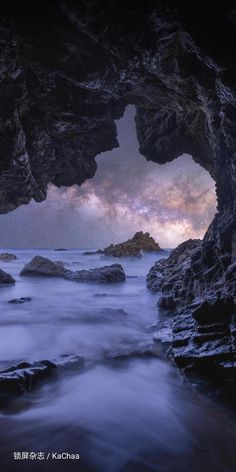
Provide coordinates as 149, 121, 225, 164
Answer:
20, 255, 126, 283
0, 355, 84, 397
148, 239, 236, 396
85, 231, 161, 257
0, 361, 57, 396
0, 269, 15, 285
8, 297, 32, 304
0, 252, 17, 262
103, 232, 161, 257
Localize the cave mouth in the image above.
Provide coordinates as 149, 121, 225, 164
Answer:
0, 106, 217, 250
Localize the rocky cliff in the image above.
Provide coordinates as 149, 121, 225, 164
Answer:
0, 1, 236, 389
85, 231, 161, 256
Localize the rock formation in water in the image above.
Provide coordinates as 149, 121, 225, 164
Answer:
0, 269, 15, 285
148, 239, 236, 397
8, 297, 32, 304
0, 1, 236, 386
0, 360, 57, 396
20, 256, 66, 277
0, 355, 84, 398
84, 231, 161, 257
0, 253, 17, 262
20, 255, 126, 283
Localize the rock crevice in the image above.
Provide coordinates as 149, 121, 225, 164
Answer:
147, 239, 236, 395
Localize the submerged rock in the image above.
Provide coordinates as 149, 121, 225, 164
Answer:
0, 355, 84, 398
8, 297, 32, 304
103, 231, 161, 257
0, 252, 17, 262
85, 232, 161, 257
20, 256, 126, 283
0, 361, 56, 396
0, 269, 15, 285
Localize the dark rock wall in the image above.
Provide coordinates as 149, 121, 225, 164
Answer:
1, 1, 236, 216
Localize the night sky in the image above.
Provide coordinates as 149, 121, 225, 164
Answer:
0, 106, 216, 249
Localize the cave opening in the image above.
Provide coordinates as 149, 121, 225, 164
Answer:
0, 106, 217, 250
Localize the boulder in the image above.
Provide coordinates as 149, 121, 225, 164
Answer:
20, 256, 126, 283
0, 269, 15, 285
0, 252, 17, 262
148, 238, 236, 400
8, 297, 32, 304
20, 256, 67, 277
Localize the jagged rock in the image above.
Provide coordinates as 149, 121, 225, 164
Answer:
8, 297, 32, 304
20, 256, 126, 283
0, 252, 17, 262
147, 239, 202, 303
192, 298, 235, 325
86, 232, 161, 257
84, 249, 104, 256
20, 256, 66, 277
65, 264, 126, 283
0, 1, 236, 223
0, 269, 15, 285
0, 355, 84, 398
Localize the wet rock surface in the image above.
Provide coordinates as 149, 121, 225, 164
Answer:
85, 231, 161, 257
0, 355, 84, 398
66, 263, 126, 283
20, 256, 67, 277
8, 297, 32, 304
0, 252, 17, 262
148, 239, 236, 399
103, 231, 161, 257
0, 269, 15, 285
20, 256, 126, 283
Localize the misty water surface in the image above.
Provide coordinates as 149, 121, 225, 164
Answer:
0, 250, 236, 472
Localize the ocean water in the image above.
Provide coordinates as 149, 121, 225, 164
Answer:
0, 250, 236, 472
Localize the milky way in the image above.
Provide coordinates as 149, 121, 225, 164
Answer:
0, 106, 216, 249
